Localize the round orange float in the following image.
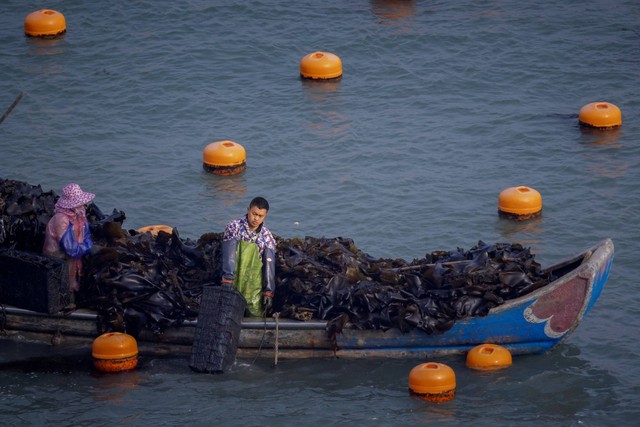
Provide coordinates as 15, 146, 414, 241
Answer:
498, 186, 542, 221
300, 52, 343, 80
24, 10, 66, 38
203, 140, 246, 176
92, 332, 139, 372
137, 225, 173, 236
408, 362, 456, 402
579, 102, 622, 129
466, 343, 512, 371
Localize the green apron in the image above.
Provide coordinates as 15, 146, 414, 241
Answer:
233, 240, 264, 317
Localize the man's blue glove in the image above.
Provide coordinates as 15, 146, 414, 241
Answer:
221, 239, 238, 284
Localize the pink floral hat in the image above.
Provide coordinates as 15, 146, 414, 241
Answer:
55, 183, 95, 209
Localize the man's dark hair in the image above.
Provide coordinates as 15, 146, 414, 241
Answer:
249, 197, 269, 211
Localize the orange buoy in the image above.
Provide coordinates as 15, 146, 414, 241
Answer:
203, 140, 246, 176
300, 52, 343, 80
498, 186, 542, 221
92, 332, 139, 372
466, 344, 512, 371
408, 362, 456, 402
24, 10, 66, 38
579, 102, 622, 129
138, 225, 173, 235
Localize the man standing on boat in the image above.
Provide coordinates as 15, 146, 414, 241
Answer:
43, 183, 95, 308
221, 197, 277, 317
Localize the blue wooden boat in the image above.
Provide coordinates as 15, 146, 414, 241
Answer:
0, 239, 613, 359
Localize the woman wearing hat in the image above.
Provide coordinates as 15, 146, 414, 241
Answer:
43, 183, 95, 307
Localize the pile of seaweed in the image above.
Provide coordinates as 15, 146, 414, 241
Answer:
1, 178, 554, 338
275, 236, 552, 335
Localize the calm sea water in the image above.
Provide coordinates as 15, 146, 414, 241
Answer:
1, 0, 639, 425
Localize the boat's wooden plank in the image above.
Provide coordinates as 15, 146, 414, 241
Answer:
238, 327, 331, 350
1, 310, 333, 351
2, 311, 98, 336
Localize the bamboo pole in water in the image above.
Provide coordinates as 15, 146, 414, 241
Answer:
0, 92, 24, 125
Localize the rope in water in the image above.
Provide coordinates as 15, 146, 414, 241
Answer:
273, 312, 280, 367
250, 310, 281, 367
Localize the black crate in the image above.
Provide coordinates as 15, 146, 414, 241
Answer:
0, 249, 70, 314
189, 284, 246, 373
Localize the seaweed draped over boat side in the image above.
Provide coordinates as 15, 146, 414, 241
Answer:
0, 178, 553, 337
